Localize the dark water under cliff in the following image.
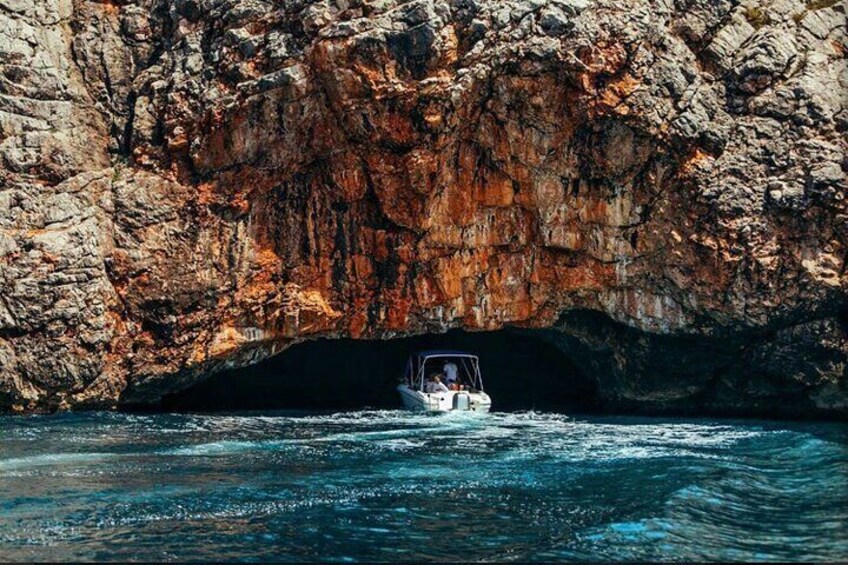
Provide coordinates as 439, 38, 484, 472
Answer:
2, 410, 847, 562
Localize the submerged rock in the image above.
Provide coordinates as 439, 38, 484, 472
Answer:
0, 0, 845, 416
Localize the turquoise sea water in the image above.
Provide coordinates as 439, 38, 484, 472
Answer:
1, 410, 846, 562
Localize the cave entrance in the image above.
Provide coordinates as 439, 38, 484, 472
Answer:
161, 329, 599, 413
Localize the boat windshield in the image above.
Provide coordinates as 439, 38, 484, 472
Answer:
404, 353, 484, 392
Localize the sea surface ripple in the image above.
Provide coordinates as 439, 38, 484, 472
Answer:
1, 410, 846, 562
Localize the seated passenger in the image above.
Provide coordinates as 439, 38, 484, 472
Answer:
449, 379, 466, 391
424, 373, 438, 393
429, 375, 449, 393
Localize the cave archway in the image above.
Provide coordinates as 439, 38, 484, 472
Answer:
162, 329, 599, 412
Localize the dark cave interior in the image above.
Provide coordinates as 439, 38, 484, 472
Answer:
162, 329, 600, 412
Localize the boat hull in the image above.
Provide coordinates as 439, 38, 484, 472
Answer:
397, 385, 491, 413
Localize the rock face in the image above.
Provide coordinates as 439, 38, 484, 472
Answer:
0, 0, 845, 416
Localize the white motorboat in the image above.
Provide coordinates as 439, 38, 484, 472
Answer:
397, 350, 491, 413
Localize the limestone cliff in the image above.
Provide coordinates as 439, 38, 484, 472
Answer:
0, 0, 845, 416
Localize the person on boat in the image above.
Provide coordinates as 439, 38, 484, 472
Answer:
427, 375, 449, 393
443, 361, 458, 386
424, 372, 440, 392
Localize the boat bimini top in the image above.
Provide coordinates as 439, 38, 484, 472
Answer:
402, 350, 484, 392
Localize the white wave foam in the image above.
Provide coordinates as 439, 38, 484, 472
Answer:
0, 452, 117, 471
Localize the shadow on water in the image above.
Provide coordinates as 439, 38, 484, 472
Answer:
161, 329, 600, 413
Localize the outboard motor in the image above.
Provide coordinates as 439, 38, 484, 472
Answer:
453, 393, 470, 411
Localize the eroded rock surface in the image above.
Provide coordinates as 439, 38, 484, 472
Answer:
1, 0, 845, 416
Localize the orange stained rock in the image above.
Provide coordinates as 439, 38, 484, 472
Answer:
596, 73, 640, 115
238, 246, 282, 304
431, 254, 464, 300
484, 254, 532, 303
588, 42, 629, 75
405, 148, 440, 196
365, 154, 426, 229
412, 270, 440, 305
440, 25, 459, 67
384, 293, 411, 330
95, 0, 122, 15
331, 154, 368, 202
347, 309, 369, 339
423, 106, 444, 129
443, 179, 477, 226
578, 196, 611, 224
372, 230, 391, 261
394, 238, 415, 264
532, 256, 616, 293
207, 325, 244, 358
352, 254, 374, 283
192, 110, 246, 172
229, 189, 252, 217
477, 167, 515, 207
681, 148, 713, 173
196, 181, 219, 208
608, 73, 640, 98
